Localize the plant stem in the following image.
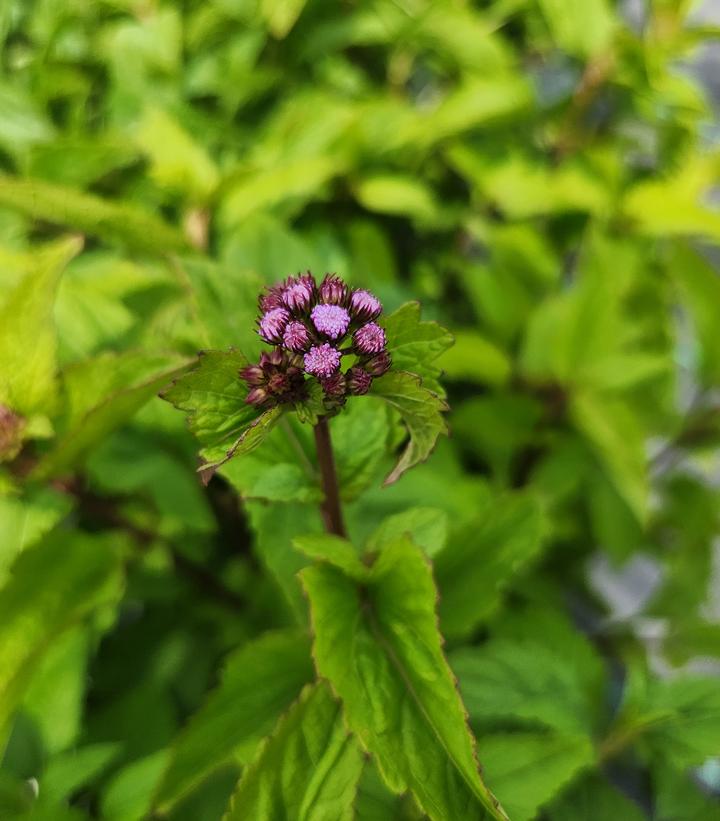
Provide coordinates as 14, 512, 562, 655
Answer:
313, 416, 347, 538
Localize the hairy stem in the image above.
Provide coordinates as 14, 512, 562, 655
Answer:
313, 416, 347, 538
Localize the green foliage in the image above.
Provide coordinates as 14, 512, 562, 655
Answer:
1, 0, 719, 818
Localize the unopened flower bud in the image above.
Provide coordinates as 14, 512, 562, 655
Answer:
239, 364, 265, 386
246, 387, 269, 407
364, 350, 392, 376
259, 283, 286, 312
282, 273, 316, 313
318, 274, 348, 306
258, 307, 290, 343
321, 371, 347, 397
346, 366, 373, 395
350, 288, 382, 322
354, 322, 386, 355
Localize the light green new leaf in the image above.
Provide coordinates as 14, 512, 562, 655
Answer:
160, 350, 282, 480
261, 0, 309, 39
438, 330, 511, 387
354, 175, 439, 223
41, 742, 121, 807
0, 175, 187, 254
0, 531, 123, 751
537, 0, 614, 57
0, 236, 82, 417
293, 534, 368, 580
435, 491, 546, 639
480, 732, 595, 821
154, 630, 314, 814
371, 371, 448, 485
224, 682, 363, 821
301, 537, 508, 821
380, 302, 454, 396
33, 351, 189, 479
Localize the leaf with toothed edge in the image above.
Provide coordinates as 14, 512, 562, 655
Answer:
160, 349, 284, 482
301, 536, 508, 821
380, 302, 454, 396
370, 370, 449, 485
223, 681, 364, 821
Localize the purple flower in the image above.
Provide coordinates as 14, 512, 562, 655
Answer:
282, 273, 316, 313
283, 320, 311, 352
259, 283, 286, 312
311, 304, 351, 340
346, 366, 372, 395
240, 349, 306, 408
354, 322, 386, 355
350, 289, 382, 322
363, 350, 392, 376
258, 307, 290, 343
318, 274, 348, 306
304, 343, 341, 378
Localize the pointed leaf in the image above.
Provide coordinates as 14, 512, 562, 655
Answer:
301, 537, 507, 821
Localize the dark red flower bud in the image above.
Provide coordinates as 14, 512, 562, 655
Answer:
346, 366, 373, 395
239, 364, 265, 386
364, 350, 392, 376
246, 387, 270, 407
321, 371, 347, 397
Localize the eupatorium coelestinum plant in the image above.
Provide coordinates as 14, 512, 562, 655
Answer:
161, 273, 510, 821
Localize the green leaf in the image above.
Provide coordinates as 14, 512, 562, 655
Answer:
154, 630, 314, 814
224, 682, 363, 821
380, 302, 454, 396
0, 236, 82, 417
301, 537, 508, 821
41, 742, 121, 806
547, 774, 647, 821
0, 531, 123, 751
451, 635, 603, 736
435, 490, 546, 639
261, 0, 309, 38
33, 351, 189, 479
366, 507, 449, 557
438, 330, 511, 387
293, 534, 368, 580
537, 0, 614, 57
160, 350, 283, 481
371, 371, 448, 485
480, 731, 595, 821
354, 175, 440, 223
0, 175, 187, 254
134, 107, 219, 201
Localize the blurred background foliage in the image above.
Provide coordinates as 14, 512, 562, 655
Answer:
0, 0, 719, 819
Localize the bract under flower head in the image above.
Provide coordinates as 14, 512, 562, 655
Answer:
304, 343, 341, 378
311, 304, 351, 340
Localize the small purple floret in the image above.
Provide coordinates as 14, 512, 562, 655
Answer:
259, 307, 290, 343
304, 343, 341, 378
283, 321, 311, 352
354, 322, 386, 355
311, 304, 351, 340
350, 289, 382, 322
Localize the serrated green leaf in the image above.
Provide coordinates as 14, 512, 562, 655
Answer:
438, 330, 511, 387
480, 731, 595, 821
371, 371, 448, 485
380, 302, 453, 396
0, 236, 82, 417
160, 350, 283, 479
224, 682, 363, 821
435, 490, 546, 638
33, 351, 189, 479
301, 537, 508, 821
154, 630, 314, 813
0, 175, 187, 254
293, 534, 368, 580
41, 742, 121, 806
366, 507, 449, 557
0, 531, 123, 751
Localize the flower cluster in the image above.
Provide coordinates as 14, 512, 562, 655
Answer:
240, 272, 391, 410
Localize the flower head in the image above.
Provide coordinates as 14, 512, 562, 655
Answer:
350, 289, 382, 322
240, 349, 305, 408
346, 366, 373, 395
311, 304, 351, 340
283, 320, 311, 352
258, 307, 290, 343
304, 343, 341, 378
354, 322, 386, 355
282, 273, 316, 313
364, 350, 392, 376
